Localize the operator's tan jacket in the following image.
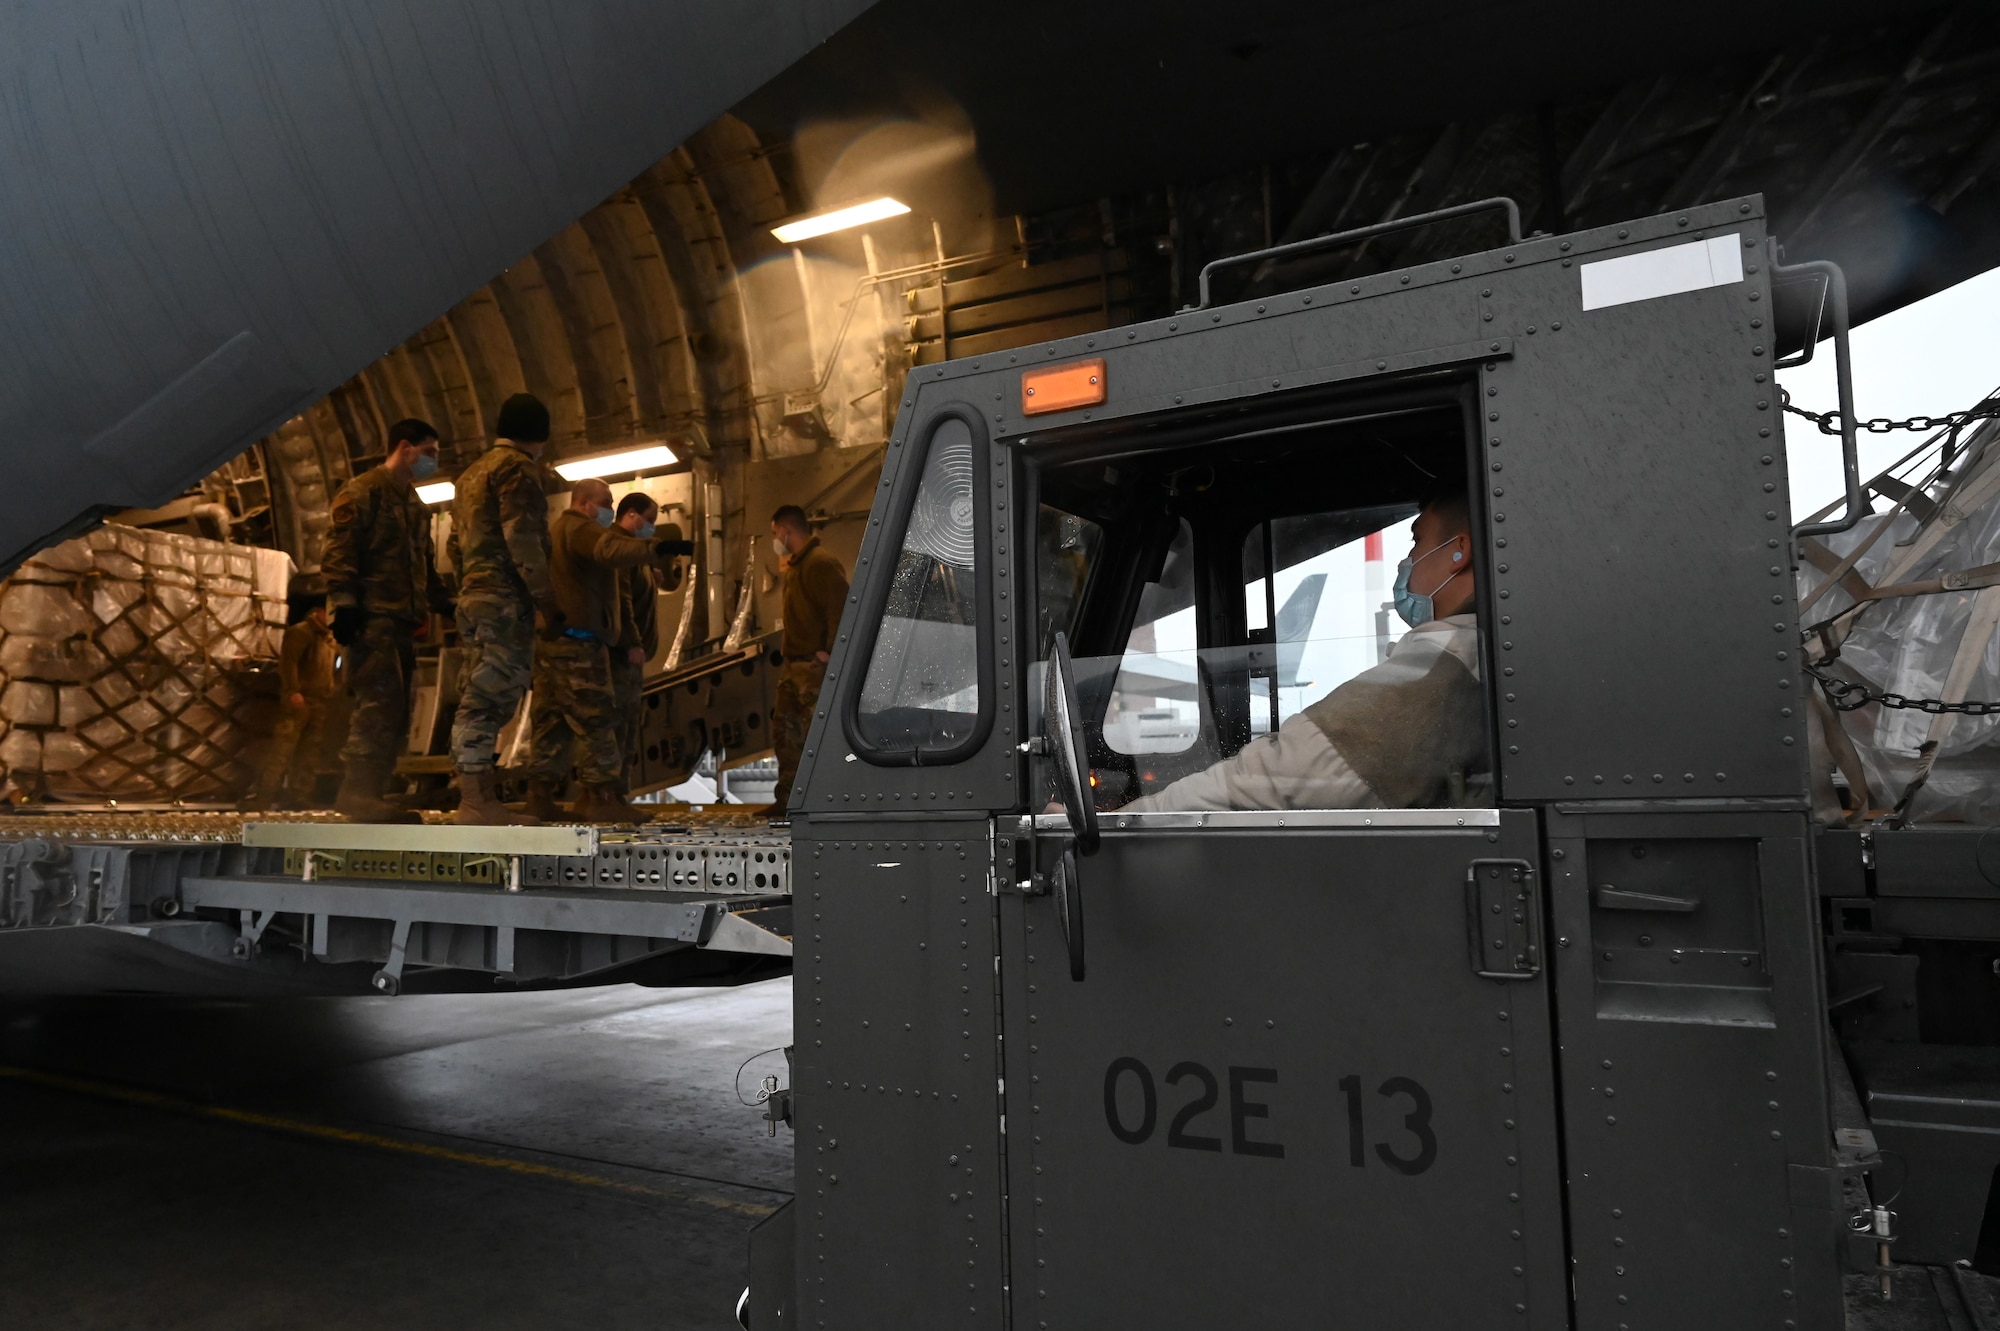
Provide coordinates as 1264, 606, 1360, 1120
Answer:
547, 509, 659, 641
1125, 613, 1485, 812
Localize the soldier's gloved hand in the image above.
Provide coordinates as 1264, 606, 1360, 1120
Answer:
653, 537, 695, 560
535, 606, 567, 641
429, 590, 457, 618
331, 606, 365, 645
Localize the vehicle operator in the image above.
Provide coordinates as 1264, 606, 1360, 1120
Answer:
1122, 491, 1485, 812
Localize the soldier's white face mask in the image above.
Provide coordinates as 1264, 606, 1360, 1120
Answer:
772, 536, 789, 558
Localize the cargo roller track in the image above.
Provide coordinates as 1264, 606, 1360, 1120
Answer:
0, 811, 793, 997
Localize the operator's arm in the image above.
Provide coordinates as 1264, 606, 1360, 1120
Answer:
495, 462, 557, 613
1123, 717, 1383, 812
588, 526, 659, 570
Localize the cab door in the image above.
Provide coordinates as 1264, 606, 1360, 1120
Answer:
997, 808, 1567, 1328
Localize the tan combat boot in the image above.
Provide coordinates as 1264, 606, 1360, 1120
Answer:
454, 769, 541, 826
333, 763, 419, 823
571, 782, 640, 823
518, 778, 565, 822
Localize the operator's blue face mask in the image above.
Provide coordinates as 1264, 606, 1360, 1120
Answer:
1392, 538, 1465, 628
411, 451, 439, 481
635, 521, 656, 540
594, 506, 614, 528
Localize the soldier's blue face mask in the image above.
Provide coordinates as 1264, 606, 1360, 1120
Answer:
411, 451, 439, 481
635, 521, 656, 540
1392, 537, 1465, 628
594, 505, 614, 528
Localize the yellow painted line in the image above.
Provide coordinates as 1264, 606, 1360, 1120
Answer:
0, 1063, 776, 1219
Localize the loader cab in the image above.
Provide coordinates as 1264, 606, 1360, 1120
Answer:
779, 196, 1851, 1331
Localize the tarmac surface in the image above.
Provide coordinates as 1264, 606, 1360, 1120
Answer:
0, 980, 793, 1330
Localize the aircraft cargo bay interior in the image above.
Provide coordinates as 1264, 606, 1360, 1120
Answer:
3, 3, 2000, 1328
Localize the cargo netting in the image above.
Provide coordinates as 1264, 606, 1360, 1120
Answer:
0, 527, 291, 802
1799, 398, 2000, 824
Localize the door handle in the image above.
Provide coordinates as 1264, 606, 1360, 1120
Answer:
1592, 886, 1699, 913
1466, 859, 1540, 980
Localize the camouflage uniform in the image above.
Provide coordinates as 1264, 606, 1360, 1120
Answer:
772, 536, 849, 809
448, 442, 556, 773
527, 508, 659, 786
528, 636, 624, 786
251, 616, 338, 806
322, 465, 447, 772
610, 562, 661, 786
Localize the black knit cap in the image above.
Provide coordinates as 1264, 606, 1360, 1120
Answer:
495, 393, 550, 444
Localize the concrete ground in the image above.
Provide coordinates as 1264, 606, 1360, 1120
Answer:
0, 980, 794, 1330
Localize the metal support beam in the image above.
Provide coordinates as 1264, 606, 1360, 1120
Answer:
1653, 51, 1805, 214
372, 919, 413, 995
242, 822, 597, 857
1782, 11, 1964, 241
185, 876, 733, 942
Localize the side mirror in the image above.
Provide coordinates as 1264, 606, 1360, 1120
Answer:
1045, 631, 1100, 855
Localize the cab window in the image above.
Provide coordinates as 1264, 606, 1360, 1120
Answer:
1028, 395, 1489, 813
852, 415, 988, 759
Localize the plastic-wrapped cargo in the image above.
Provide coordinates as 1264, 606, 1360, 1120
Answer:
1801, 410, 2000, 824
0, 527, 290, 802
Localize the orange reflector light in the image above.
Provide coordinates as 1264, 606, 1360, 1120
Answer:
1021, 358, 1106, 415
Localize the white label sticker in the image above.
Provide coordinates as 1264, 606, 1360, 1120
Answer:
1580, 234, 1745, 311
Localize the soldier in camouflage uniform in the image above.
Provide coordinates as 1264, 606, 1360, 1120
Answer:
770, 504, 849, 811
245, 586, 338, 811
608, 491, 684, 792
448, 394, 561, 825
322, 418, 450, 822
521, 479, 673, 823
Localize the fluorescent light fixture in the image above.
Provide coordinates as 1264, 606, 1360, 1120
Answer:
553, 444, 678, 481
771, 197, 911, 244
417, 481, 456, 506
